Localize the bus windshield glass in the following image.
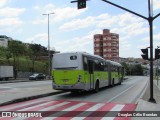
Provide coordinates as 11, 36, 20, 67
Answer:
53, 54, 79, 69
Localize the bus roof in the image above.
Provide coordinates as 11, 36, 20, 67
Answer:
54, 52, 106, 60
109, 61, 122, 67
54, 52, 121, 67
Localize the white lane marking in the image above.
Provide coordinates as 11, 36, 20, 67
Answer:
107, 84, 137, 102
0, 99, 45, 111
62, 103, 87, 111
42, 103, 87, 120
18, 101, 56, 111
101, 104, 125, 120
12, 102, 70, 120
38, 102, 70, 111
71, 103, 105, 120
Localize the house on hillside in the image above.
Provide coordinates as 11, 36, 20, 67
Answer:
0, 35, 12, 47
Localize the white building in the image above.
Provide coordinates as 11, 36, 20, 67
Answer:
0, 35, 12, 47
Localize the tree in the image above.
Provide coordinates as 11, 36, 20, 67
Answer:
8, 40, 26, 79
28, 43, 48, 73
121, 62, 129, 75
121, 62, 143, 75
134, 64, 143, 75
0, 46, 11, 65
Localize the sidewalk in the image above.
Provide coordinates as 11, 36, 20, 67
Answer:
132, 79, 160, 120
0, 79, 65, 106
0, 78, 51, 84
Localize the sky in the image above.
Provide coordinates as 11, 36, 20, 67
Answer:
0, 0, 160, 58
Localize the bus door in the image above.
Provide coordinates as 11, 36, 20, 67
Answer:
88, 60, 94, 89
118, 67, 120, 82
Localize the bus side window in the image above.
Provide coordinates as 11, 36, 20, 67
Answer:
94, 60, 99, 71
88, 60, 94, 74
111, 65, 113, 72
104, 64, 108, 71
113, 66, 115, 72
94, 60, 102, 71
100, 62, 104, 71
83, 57, 88, 70
118, 67, 120, 74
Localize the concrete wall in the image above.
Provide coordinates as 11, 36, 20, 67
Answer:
17, 71, 33, 78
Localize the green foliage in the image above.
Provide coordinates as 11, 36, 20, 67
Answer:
0, 40, 48, 74
0, 46, 7, 58
122, 62, 144, 75
17, 58, 48, 73
8, 40, 26, 57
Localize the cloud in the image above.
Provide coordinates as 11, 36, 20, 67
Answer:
142, 31, 160, 42
0, 17, 23, 26
54, 33, 93, 53
153, 0, 160, 11
59, 16, 95, 31
26, 33, 93, 53
59, 12, 148, 37
154, 32, 160, 40
0, 17, 23, 33
0, 2, 25, 33
32, 4, 87, 24
54, 28, 130, 54
0, 0, 8, 8
56, 11, 149, 57
58, 12, 149, 58
26, 33, 48, 46
53, 7, 87, 22
0, 7, 25, 17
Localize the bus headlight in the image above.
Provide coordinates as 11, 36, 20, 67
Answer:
77, 75, 82, 82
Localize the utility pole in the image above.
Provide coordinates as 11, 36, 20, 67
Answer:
101, 0, 160, 103
71, 0, 160, 103
42, 12, 54, 79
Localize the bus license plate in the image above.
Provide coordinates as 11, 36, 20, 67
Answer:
63, 86, 69, 89
63, 79, 69, 83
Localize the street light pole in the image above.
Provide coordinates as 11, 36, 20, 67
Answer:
42, 12, 54, 79
148, 0, 156, 103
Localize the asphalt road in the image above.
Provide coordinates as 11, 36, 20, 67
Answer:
41, 76, 148, 103
0, 80, 55, 104
0, 76, 145, 119
0, 76, 148, 104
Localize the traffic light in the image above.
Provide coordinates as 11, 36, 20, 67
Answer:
155, 48, 160, 60
78, 0, 86, 9
141, 48, 148, 60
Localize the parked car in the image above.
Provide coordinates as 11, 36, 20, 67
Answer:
29, 73, 46, 80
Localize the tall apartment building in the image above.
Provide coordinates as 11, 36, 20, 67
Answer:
94, 29, 119, 61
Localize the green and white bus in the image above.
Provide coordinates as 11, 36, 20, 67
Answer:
52, 52, 124, 92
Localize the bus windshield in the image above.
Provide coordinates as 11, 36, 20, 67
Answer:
53, 54, 79, 69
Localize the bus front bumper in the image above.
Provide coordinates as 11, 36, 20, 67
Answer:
52, 82, 87, 91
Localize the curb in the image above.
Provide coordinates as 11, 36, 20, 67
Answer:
0, 91, 67, 106
153, 80, 160, 91
0, 79, 52, 84
135, 79, 149, 104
